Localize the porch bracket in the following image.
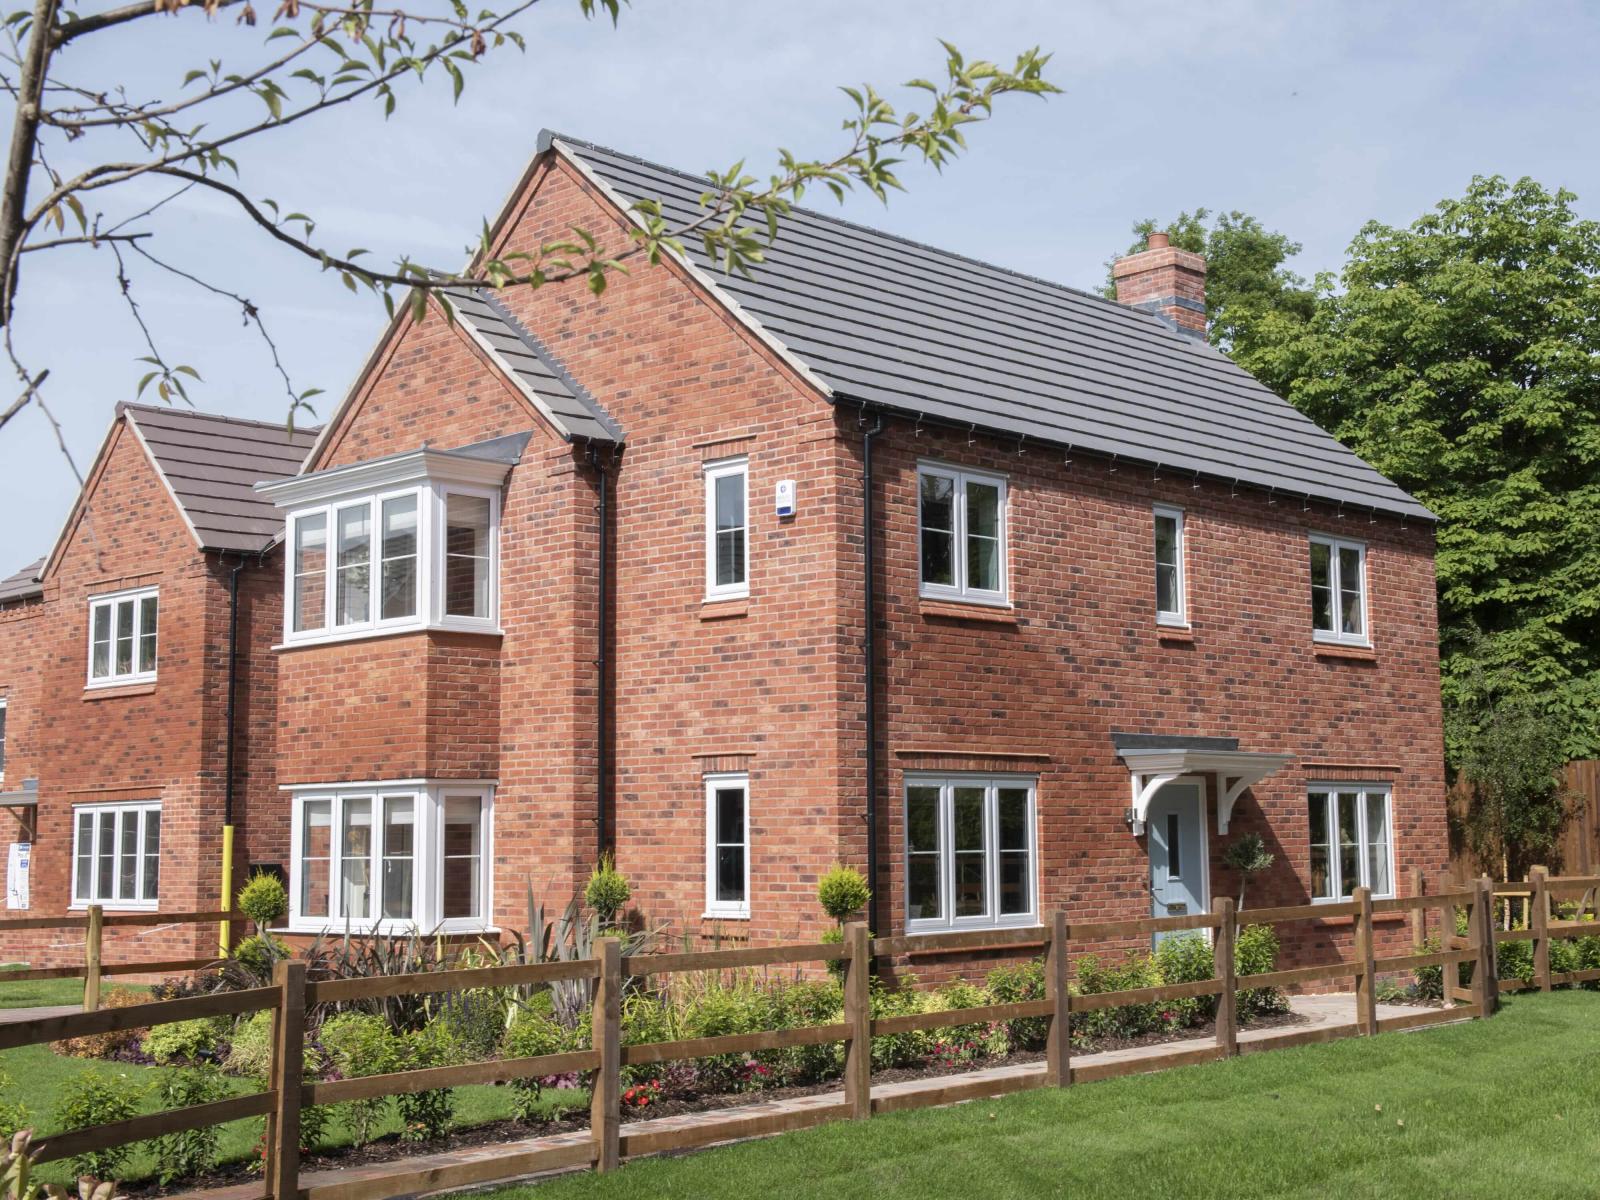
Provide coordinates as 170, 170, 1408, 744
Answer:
1128, 771, 1182, 836
1217, 775, 1253, 835
1114, 743, 1295, 840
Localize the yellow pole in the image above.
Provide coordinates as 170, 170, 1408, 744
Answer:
219, 824, 235, 955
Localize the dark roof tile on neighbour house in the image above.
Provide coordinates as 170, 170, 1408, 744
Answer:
546, 133, 1431, 521
122, 403, 320, 552
0, 557, 43, 603
445, 288, 622, 443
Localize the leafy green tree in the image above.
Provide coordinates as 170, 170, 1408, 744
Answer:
1102, 208, 1315, 352
1246, 176, 1600, 762
0, 0, 1059, 446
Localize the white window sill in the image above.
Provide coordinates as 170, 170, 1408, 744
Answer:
1312, 632, 1372, 650
69, 901, 159, 913
275, 622, 504, 651
905, 918, 1041, 937
703, 590, 750, 605
279, 921, 499, 937
84, 675, 158, 691
917, 588, 1011, 610
702, 909, 750, 921
1310, 894, 1395, 905
1156, 614, 1189, 629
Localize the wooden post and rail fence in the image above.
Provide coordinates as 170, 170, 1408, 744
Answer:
0, 908, 242, 1011
0, 877, 1596, 1200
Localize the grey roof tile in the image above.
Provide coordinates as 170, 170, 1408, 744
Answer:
123, 404, 320, 552
0, 557, 42, 603
553, 134, 1430, 520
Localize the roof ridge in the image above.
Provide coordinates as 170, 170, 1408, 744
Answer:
544, 131, 1177, 339
120, 401, 322, 437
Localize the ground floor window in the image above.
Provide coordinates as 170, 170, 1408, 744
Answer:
904, 774, 1036, 933
704, 773, 749, 918
288, 782, 492, 932
72, 801, 160, 908
1308, 784, 1393, 900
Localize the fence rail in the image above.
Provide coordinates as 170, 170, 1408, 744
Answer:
4, 876, 1595, 1200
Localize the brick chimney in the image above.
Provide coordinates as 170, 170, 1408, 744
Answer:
1112, 231, 1207, 334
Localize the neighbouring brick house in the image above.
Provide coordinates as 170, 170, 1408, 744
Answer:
0, 132, 1446, 974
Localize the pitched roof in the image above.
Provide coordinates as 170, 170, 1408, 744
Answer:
547, 133, 1430, 521
0, 557, 42, 603
122, 404, 320, 552
446, 289, 622, 443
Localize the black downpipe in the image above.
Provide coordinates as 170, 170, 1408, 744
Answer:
589, 446, 611, 858
862, 413, 885, 938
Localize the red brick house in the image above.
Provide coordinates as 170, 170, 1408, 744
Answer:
0, 132, 1446, 972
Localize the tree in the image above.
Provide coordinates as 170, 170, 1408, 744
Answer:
0, 1, 1060, 453
1220, 832, 1273, 909
1246, 177, 1600, 763
1102, 208, 1315, 353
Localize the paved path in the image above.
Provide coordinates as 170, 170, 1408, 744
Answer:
169, 993, 1446, 1200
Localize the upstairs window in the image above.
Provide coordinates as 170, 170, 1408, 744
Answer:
72, 801, 160, 908
1308, 785, 1392, 900
1310, 535, 1368, 645
87, 588, 158, 687
1153, 505, 1186, 626
703, 458, 748, 600
918, 464, 1008, 605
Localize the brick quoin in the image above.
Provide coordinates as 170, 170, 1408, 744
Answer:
0, 140, 1449, 987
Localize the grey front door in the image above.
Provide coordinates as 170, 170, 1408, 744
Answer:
1148, 781, 1205, 946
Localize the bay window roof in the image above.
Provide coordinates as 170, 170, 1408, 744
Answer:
254, 433, 529, 508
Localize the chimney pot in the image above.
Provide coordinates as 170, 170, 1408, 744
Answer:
1146, 231, 1170, 250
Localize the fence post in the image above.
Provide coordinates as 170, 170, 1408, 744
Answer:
82, 905, 102, 1012
264, 959, 306, 1200
843, 921, 872, 1119
1213, 897, 1238, 1056
1353, 887, 1377, 1036
1469, 879, 1497, 1017
1529, 865, 1551, 993
1045, 911, 1071, 1085
590, 936, 621, 1173
1408, 866, 1426, 951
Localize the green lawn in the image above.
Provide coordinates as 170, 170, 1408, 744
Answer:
0, 976, 99, 1009
475, 992, 1600, 1200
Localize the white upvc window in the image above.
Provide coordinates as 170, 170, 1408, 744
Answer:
280, 480, 500, 645
287, 782, 493, 933
703, 458, 749, 601
1310, 534, 1368, 645
1307, 784, 1393, 901
1153, 504, 1186, 626
71, 801, 161, 908
704, 773, 750, 918
87, 587, 158, 687
904, 774, 1037, 933
918, 463, 1008, 605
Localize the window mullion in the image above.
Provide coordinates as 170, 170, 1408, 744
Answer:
954, 476, 968, 595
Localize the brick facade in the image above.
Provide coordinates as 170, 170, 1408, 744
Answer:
0, 141, 1449, 983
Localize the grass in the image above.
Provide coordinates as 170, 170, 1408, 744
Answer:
470, 992, 1600, 1200
0, 976, 104, 1009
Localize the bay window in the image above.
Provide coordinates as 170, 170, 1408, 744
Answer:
288, 782, 493, 931
71, 801, 160, 908
263, 447, 507, 644
1307, 785, 1392, 900
87, 587, 158, 686
904, 774, 1036, 932
918, 463, 1008, 605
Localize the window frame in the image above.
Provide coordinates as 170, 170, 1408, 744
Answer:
703, 772, 751, 919
85, 586, 159, 688
916, 462, 1009, 607
703, 457, 750, 602
903, 773, 1038, 934
1306, 783, 1394, 901
281, 481, 501, 646
1309, 533, 1370, 647
1153, 503, 1187, 627
285, 781, 494, 934
70, 800, 161, 910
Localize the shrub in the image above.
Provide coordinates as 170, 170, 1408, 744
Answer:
0, 1067, 28, 1143
680, 981, 777, 1091
50, 988, 148, 1060
319, 1012, 398, 1146
1413, 935, 1444, 1000
1497, 938, 1535, 986
1235, 924, 1290, 1017
1073, 952, 1165, 1042
237, 872, 288, 931
930, 979, 997, 1060
584, 855, 631, 925
817, 865, 871, 924
985, 959, 1047, 1052
232, 933, 289, 977
51, 1070, 143, 1180
141, 1017, 227, 1065
502, 1009, 570, 1122
438, 988, 510, 1060
150, 1067, 227, 1184
394, 1019, 462, 1142
772, 980, 842, 1084
223, 1011, 274, 1079
1154, 933, 1216, 1025
867, 981, 931, 1070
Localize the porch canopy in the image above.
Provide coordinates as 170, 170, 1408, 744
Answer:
1113, 734, 1293, 836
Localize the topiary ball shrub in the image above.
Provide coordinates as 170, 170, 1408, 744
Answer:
237, 872, 288, 932
141, 1016, 227, 1065
584, 855, 631, 925
817, 864, 871, 924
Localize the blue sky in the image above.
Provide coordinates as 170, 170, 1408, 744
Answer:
4, 0, 1598, 570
